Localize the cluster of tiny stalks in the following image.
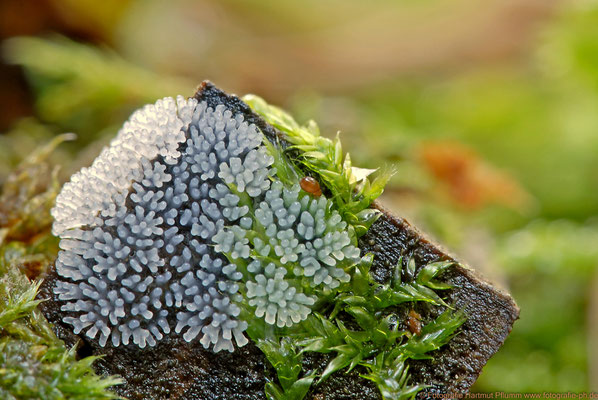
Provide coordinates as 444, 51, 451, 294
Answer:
51, 96, 362, 352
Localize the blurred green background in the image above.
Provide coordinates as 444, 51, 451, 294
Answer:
0, 0, 597, 393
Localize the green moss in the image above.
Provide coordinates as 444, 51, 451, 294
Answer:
248, 253, 465, 400
244, 94, 395, 237
244, 98, 466, 400
0, 261, 122, 400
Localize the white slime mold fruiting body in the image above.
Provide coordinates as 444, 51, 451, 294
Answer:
52, 96, 361, 352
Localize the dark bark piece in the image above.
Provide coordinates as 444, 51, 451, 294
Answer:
38, 81, 519, 400
359, 203, 519, 396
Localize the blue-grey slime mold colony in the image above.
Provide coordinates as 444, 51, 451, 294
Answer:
51, 96, 362, 352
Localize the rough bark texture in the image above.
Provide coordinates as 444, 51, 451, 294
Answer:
38, 81, 519, 400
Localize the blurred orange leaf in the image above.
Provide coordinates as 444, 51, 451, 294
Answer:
418, 140, 532, 211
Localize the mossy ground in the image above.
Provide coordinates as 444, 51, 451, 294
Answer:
0, 136, 122, 399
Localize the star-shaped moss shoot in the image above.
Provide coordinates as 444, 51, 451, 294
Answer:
51, 96, 363, 352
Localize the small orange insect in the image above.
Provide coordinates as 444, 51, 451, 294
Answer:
406, 310, 422, 335
300, 176, 322, 197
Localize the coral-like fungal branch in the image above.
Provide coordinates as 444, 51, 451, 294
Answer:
51, 95, 363, 352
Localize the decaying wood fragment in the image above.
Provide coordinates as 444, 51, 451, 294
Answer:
38, 81, 519, 400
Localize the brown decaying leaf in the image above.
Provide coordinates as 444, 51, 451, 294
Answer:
0, 133, 74, 246
418, 139, 532, 211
